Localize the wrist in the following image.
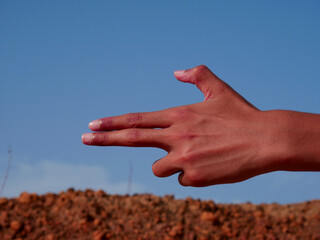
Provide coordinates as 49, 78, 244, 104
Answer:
260, 110, 320, 172
255, 110, 291, 173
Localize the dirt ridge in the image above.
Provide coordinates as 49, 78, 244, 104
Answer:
0, 188, 319, 240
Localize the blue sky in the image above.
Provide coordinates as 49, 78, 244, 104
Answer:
1, 1, 320, 203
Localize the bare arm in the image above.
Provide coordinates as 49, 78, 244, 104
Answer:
82, 65, 320, 187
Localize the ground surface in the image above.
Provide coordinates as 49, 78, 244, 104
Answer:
0, 189, 319, 240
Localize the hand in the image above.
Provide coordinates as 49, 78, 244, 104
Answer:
82, 65, 306, 186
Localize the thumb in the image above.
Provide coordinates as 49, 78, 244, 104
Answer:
174, 65, 227, 101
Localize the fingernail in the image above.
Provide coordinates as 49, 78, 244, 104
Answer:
174, 70, 185, 76
89, 120, 100, 130
82, 133, 93, 144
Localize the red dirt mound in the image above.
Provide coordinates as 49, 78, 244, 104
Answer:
0, 189, 319, 240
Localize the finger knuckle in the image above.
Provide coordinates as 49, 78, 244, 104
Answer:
127, 112, 142, 128
195, 64, 209, 72
170, 107, 193, 121
193, 65, 209, 76
102, 133, 108, 145
175, 131, 198, 141
175, 147, 196, 165
127, 128, 140, 143
176, 154, 190, 166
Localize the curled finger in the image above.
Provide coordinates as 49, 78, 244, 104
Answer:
152, 154, 181, 178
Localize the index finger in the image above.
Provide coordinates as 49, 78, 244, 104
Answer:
89, 110, 172, 131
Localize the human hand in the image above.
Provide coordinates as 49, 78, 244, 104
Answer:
82, 65, 290, 186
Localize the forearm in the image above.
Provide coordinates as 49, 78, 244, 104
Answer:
264, 110, 320, 172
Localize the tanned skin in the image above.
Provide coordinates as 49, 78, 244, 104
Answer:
82, 65, 320, 187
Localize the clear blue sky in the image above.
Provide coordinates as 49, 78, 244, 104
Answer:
1, 1, 320, 203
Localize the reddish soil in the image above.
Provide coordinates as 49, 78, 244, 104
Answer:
0, 189, 319, 240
